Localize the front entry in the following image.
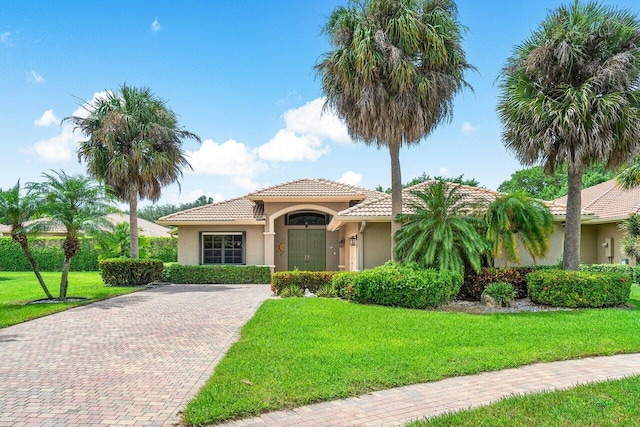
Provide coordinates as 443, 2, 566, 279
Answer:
288, 229, 326, 271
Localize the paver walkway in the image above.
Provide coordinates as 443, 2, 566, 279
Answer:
0, 284, 272, 427
220, 353, 640, 427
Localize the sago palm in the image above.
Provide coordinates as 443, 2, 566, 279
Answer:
0, 181, 53, 299
29, 170, 112, 300
316, 0, 473, 255
67, 84, 200, 258
394, 180, 488, 275
497, 1, 640, 270
485, 193, 554, 266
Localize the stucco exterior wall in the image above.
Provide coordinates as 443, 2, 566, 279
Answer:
362, 222, 392, 269
580, 225, 599, 264
176, 224, 265, 265
594, 222, 630, 265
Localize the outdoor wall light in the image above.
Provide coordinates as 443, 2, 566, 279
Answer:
349, 235, 357, 246
339, 240, 345, 248
602, 242, 609, 248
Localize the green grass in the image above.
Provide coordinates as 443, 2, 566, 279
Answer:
0, 271, 139, 328
184, 285, 640, 425
408, 375, 640, 426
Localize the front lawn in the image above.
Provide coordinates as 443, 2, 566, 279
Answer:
184, 285, 640, 425
0, 271, 139, 328
409, 374, 640, 426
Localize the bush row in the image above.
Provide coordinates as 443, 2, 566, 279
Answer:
271, 271, 337, 295
0, 236, 177, 271
527, 269, 631, 308
165, 264, 271, 284
99, 259, 164, 286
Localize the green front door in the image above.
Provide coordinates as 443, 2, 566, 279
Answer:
288, 229, 326, 271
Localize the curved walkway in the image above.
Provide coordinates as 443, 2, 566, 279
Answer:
0, 284, 272, 427
220, 353, 640, 426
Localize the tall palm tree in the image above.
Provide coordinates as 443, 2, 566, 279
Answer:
0, 181, 54, 299
29, 171, 112, 301
497, 1, 640, 270
485, 193, 554, 266
394, 181, 488, 275
316, 0, 473, 256
67, 84, 200, 258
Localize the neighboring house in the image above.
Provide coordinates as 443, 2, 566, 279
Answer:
555, 178, 640, 266
0, 213, 172, 238
158, 178, 572, 272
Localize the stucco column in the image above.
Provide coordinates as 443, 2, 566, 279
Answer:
264, 231, 276, 273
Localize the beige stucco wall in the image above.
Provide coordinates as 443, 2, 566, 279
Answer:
580, 224, 599, 264
362, 222, 392, 269
593, 222, 631, 265
176, 224, 265, 265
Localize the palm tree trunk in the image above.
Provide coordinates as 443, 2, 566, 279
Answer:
59, 256, 72, 301
389, 143, 402, 262
17, 237, 54, 300
563, 165, 583, 270
129, 193, 139, 259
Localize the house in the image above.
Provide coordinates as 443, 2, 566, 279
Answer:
0, 213, 172, 238
158, 178, 572, 272
554, 178, 640, 266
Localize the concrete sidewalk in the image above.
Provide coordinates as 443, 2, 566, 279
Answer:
219, 353, 640, 426
0, 284, 272, 427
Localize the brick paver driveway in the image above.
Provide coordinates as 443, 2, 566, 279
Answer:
0, 284, 272, 427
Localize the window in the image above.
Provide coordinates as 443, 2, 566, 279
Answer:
285, 212, 330, 226
201, 233, 244, 265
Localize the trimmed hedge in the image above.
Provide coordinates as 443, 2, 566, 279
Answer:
461, 267, 533, 301
165, 264, 271, 284
331, 271, 359, 300
0, 237, 99, 271
271, 271, 337, 295
353, 262, 463, 309
527, 269, 632, 308
99, 258, 164, 286
579, 263, 640, 283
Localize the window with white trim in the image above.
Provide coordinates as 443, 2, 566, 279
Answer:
201, 232, 245, 265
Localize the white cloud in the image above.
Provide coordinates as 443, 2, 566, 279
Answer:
257, 129, 329, 162
29, 70, 45, 84
460, 121, 478, 136
185, 139, 267, 189
338, 171, 363, 186
151, 17, 162, 32
0, 32, 12, 46
438, 167, 449, 175
34, 109, 59, 127
282, 97, 351, 143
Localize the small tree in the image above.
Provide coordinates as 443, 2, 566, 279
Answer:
29, 171, 112, 300
394, 180, 488, 275
91, 222, 151, 260
619, 214, 640, 264
0, 181, 54, 299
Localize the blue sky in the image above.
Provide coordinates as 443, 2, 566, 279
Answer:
2, 0, 639, 207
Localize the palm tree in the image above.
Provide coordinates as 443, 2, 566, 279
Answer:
0, 181, 54, 299
29, 171, 112, 301
497, 1, 640, 270
67, 84, 200, 258
394, 181, 488, 275
316, 0, 473, 256
485, 193, 554, 266
617, 158, 640, 189
619, 214, 640, 264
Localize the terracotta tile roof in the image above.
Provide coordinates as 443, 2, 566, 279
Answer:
158, 197, 264, 223
247, 178, 382, 200
338, 181, 571, 218
554, 178, 640, 220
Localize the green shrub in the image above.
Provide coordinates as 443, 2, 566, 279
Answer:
164, 264, 271, 284
353, 262, 463, 309
0, 237, 100, 271
461, 267, 532, 301
314, 284, 337, 298
271, 271, 337, 295
481, 281, 516, 307
279, 284, 305, 298
148, 237, 177, 263
331, 271, 359, 300
99, 258, 164, 286
527, 270, 632, 308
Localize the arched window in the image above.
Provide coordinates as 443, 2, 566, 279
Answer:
285, 212, 330, 226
